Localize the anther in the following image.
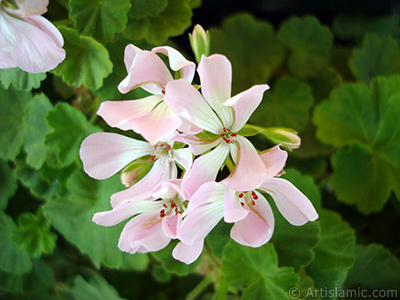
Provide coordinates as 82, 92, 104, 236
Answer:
150, 156, 156, 161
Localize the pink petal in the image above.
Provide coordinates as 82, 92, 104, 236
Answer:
123, 44, 142, 74
118, 51, 173, 94
173, 240, 204, 264
223, 187, 249, 223
230, 193, 275, 247
118, 212, 171, 253
79, 132, 153, 180
164, 79, 223, 134
162, 215, 182, 239
224, 84, 270, 132
172, 147, 193, 171
182, 143, 230, 198
177, 118, 203, 135
97, 95, 163, 131
15, 0, 48, 15
222, 136, 266, 191
173, 133, 220, 156
152, 46, 195, 83
197, 54, 234, 126
178, 182, 225, 245
129, 102, 182, 144
93, 200, 161, 226
0, 10, 65, 73
111, 158, 176, 208
259, 178, 319, 225
259, 145, 288, 178
151, 179, 181, 200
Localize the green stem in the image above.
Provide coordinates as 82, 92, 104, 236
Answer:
186, 272, 213, 300
204, 240, 222, 267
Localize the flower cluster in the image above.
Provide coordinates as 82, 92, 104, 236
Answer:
79, 26, 318, 264
0, 0, 65, 73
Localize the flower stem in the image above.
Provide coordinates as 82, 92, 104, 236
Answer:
186, 272, 213, 300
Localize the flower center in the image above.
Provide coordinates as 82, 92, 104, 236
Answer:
220, 127, 237, 144
237, 190, 259, 207
150, 143, 172, 162
159, 199, 183, 218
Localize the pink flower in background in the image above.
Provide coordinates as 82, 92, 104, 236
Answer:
164, 54, 270, 197
98, 45, 197, 144
174, 146, 319, 264
93, 180, 187, 255
0, 0, 65, 73
79, 132, 192, 206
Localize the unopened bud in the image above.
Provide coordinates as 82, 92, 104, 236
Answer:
120, 158, 153, 187
189, 24, 210, 63
262, 127, 301, 150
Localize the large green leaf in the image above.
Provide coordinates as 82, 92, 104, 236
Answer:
129, 0, 168, 20
349, 34, 400, 84
222, 241, 299, 300
43, 169, 126, 268
0, 68, 46, 91
72, 274, 127, 300
278, 16, 333, 79
124, 0, 192, 44
53, 26, 113, 90
70, 0, 131, 44
313, 76, 400, 213
306, 210, 356, 298
344, 244, 400, 291
11, 209, 57, 259
0, 86, 32, 161
0, 212, 32, 274
23, 94, 55, 170
250, 76, 314, 131
0, 159, 17, 210
45, 102, 100, 167
210, 13, 285, 93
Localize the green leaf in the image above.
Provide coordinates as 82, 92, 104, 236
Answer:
43, 169, 126, 268
124, 0, 192, 44
344, 244, 400, 291
306, 210, 356, 298
11, 209, 57, 259
72, 274, 127, 300
349, 34, 400, 84
332, 13, 400, 41
278, 16, 333, 79
0, 159, 17, 210
210, 13, 285, 93
53, 26, 113, 90
0, 85, 32, 160
70, 0, 131, 44
0, 212, 32, 274
250, 76, 314, 131
45, 102, 100, 167
313, 76, 400, 213
222, 241, 299, 300
129, 0, 168, 20
23, 94, 55, 170
0, 68, 46, 91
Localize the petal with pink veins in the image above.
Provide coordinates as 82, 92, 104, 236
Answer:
162, 215, 182, 239
97, 95, 163, 131
230, 192, 275, 247
259, 177, 319, 225
118, 51, 173, 94
223, 136, 266, 191
173, 240, 204, 264
79, 132, 153, 180
259, 145, 288, 179
224, 187, 249, 223
173, 134, 220, 156
182, 143, 229, 198
164, 79, 223, 134
197, 54, 234, 126
224, 84, 270, 132
152, 46, 195, 83
111, 158, 175, 208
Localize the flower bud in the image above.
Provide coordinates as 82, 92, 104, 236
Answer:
189, 24, 210, 63
120, 158, 153, 187
262, 127, 301, 150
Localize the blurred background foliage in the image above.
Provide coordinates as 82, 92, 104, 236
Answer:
0, 0, 400, 299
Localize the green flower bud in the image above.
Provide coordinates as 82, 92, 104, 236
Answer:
189, 24, 210, 63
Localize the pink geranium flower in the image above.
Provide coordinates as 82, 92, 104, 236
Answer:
0, 0, 65, 73
79, 132, 192, 207
164, 54, 270, 197
92, 180, 188, 255
174, 146, 319, 264
97, 45, 197, 144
